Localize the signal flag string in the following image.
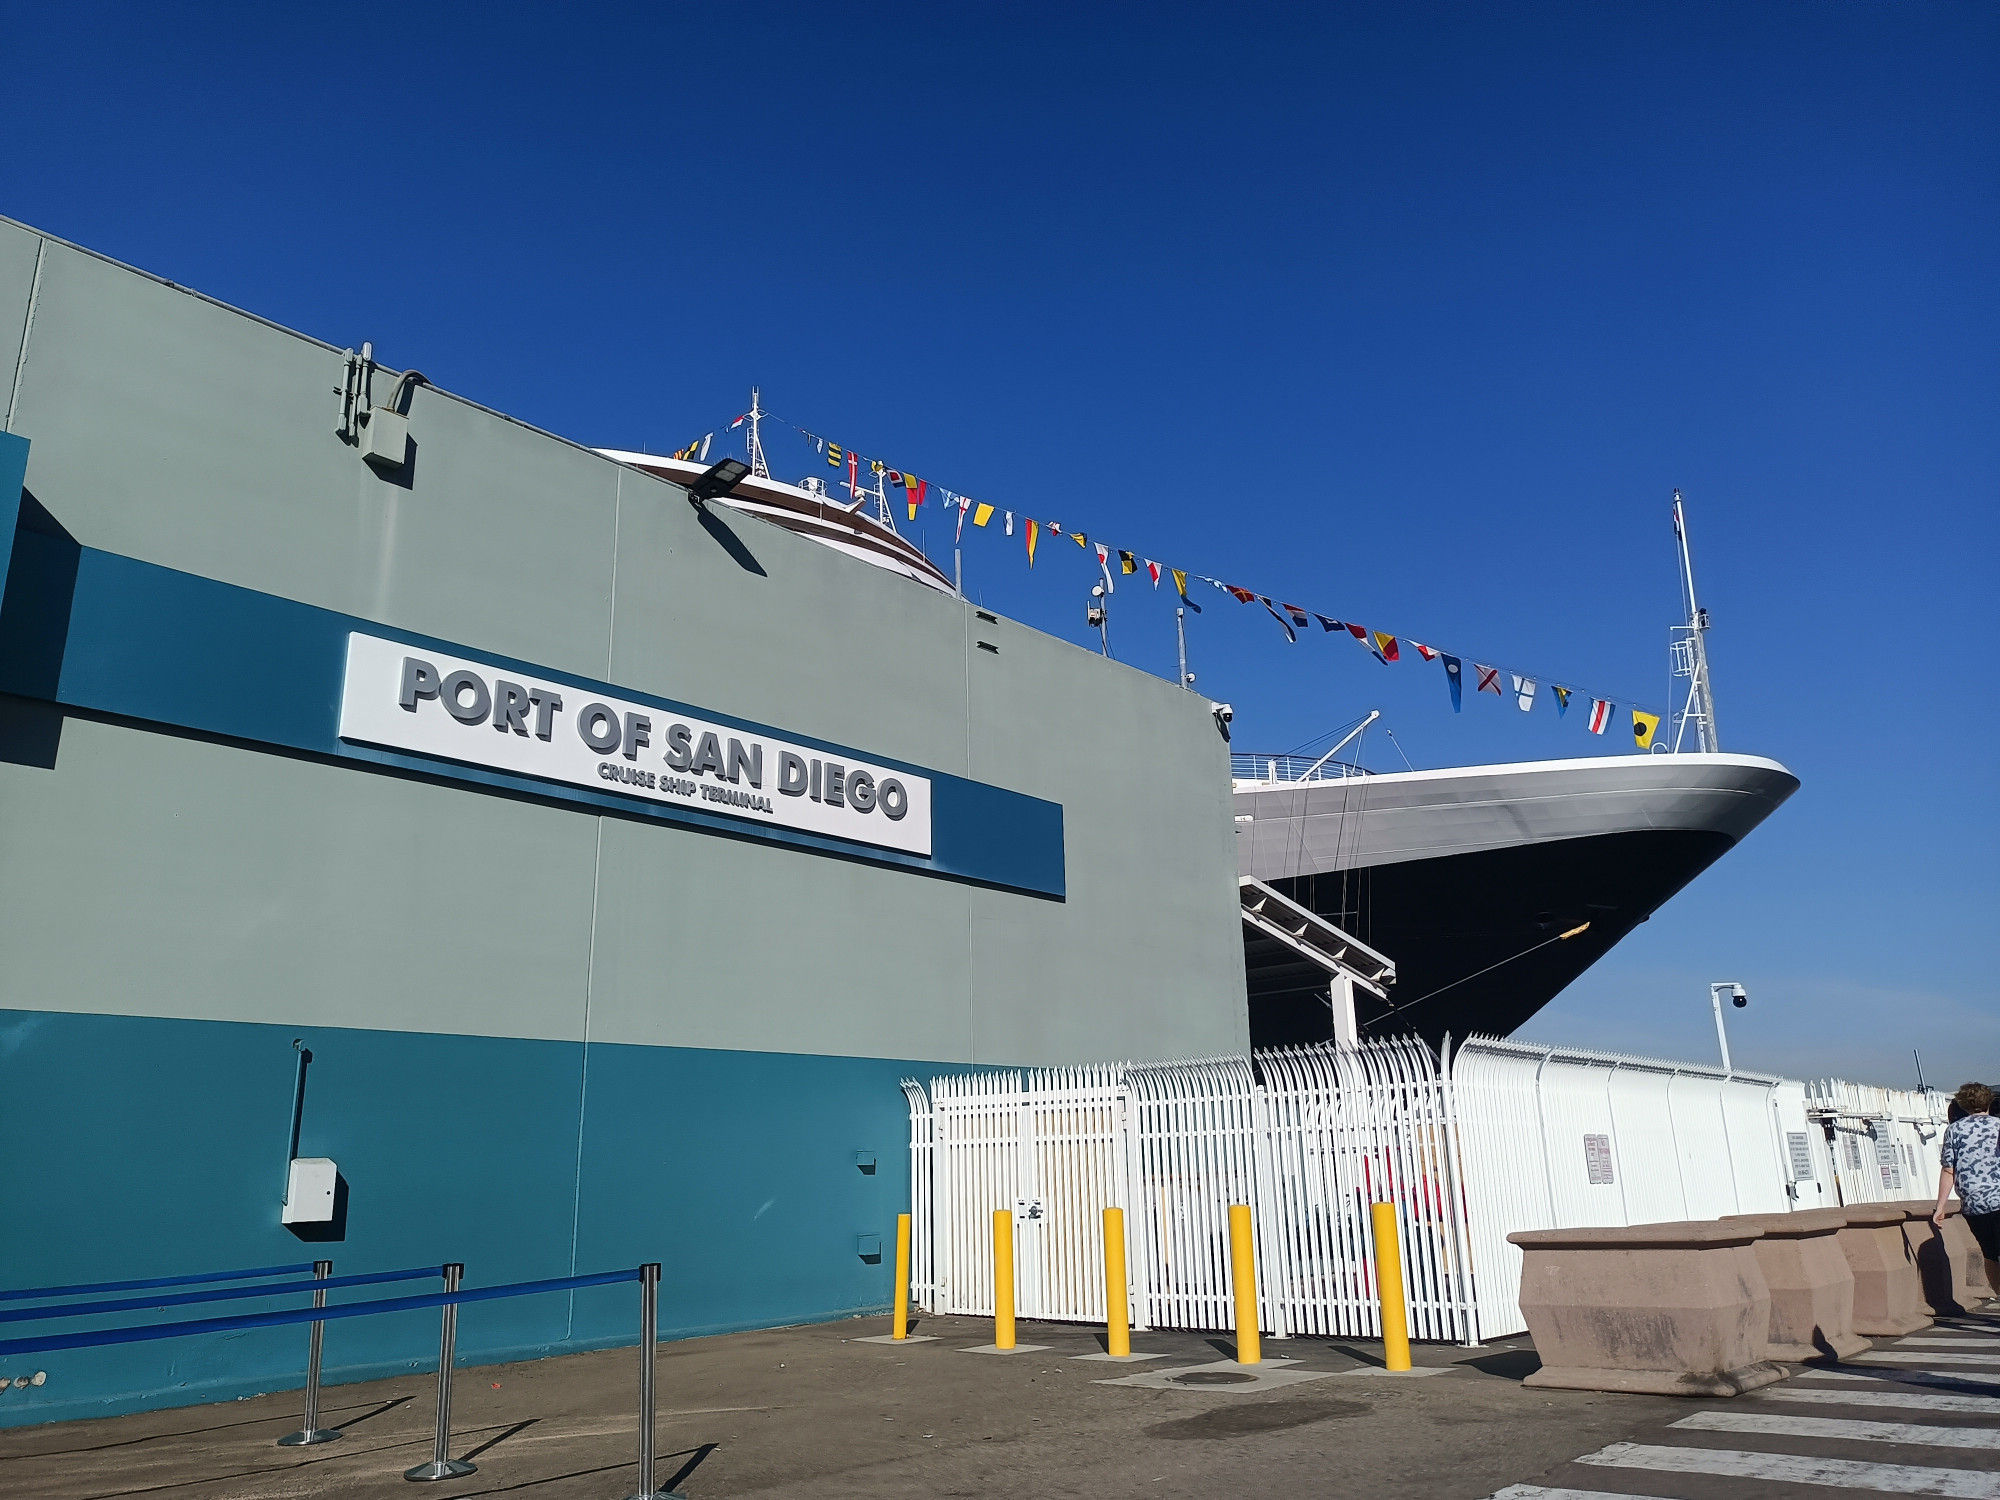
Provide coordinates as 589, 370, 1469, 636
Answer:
657, 410, 1675, 749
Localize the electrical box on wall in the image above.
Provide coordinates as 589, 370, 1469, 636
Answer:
281, 1157, 338, 1224
360, 407, 408, 469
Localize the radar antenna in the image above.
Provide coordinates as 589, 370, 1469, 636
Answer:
1670, 490, 1720, 753
745, 387, 770, 479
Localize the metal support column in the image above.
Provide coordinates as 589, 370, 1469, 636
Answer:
624, 1263, 678, 1499
405, 1264, 474, 1481
278, 1260, 341, 1447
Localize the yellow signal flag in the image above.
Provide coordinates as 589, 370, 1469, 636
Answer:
1025, 518, 1039, 566
1073, 530, 1089, 547
973, 503, 994, 527
1119, 550, 1138, 575
1631, 708, 1661, 749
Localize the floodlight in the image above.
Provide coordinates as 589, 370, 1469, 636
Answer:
687, 457, 753, 506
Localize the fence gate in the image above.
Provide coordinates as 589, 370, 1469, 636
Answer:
925, 1066, 1125, 1322
909, 1040, 1477, 1341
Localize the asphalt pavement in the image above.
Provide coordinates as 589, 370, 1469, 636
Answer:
4, 1310, 1993, 1499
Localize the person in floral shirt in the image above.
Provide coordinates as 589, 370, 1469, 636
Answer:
1937, 1081, 2000, 1297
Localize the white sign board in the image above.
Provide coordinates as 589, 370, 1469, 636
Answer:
1582, 1133, 1615, 1185
1787, 1131, 1815, 1182
337, 633, 932, 856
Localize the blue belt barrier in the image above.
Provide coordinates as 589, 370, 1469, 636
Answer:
0, 1265, 445, 1324
0, 1262, 669, 1492
0, 1261, 319, 1303
0, 1267, 641, 1358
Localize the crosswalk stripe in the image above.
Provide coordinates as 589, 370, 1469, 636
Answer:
1484, 1489, 1657, 1500
1853, 1351, 2000, 1366
1577, 1441, 2000, 1496
1769, 1387, 2000, 1415
1896, 1344, 2000, 1360
1676, 1408, 2000, 1449
1801, 1368, 2000, 1395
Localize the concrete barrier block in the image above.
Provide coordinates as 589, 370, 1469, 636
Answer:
1509, 1221, 1788, 1397
1950, 1220, 1996, 1310
1892, 1201, 1969, 1317
1836, 1204, 1933, 1337
1722, 1207, 1869, 1362
1908, 1199, 1994, 1313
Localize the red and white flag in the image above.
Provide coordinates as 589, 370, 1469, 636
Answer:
1587, 698, 1613, 734
1147, 560, 1162, 587
1094, 542, 1115, 592
1411, 642, 1438, 661
1475, 663, 1503, 695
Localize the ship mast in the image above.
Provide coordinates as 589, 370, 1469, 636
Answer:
745, 387, 769, 479
873, 467, 895, 532
1670, 490, 1720, 753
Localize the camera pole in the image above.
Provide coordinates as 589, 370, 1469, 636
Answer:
1707, 981, 1745, 1074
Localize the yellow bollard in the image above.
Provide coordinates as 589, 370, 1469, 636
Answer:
1371, 1200, 1412, 1372
992, 1208, 1016, 1350
891, 1213, 912, 1340
1102, 1206, 1130, 1358
1227, 1203, 1261, 1365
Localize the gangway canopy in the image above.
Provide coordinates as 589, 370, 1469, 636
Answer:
1239, 877, 1396, 1047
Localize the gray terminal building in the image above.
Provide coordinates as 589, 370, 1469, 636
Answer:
0, 215, 1248, 1424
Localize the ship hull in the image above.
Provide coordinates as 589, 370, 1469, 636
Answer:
1234, 754, 1798, 1044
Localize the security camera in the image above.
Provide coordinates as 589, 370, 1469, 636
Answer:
1213, 703, 1234, 724
1729, 984, 1748, 1009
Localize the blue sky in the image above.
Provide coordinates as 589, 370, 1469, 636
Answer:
2, 3, 1993, 1080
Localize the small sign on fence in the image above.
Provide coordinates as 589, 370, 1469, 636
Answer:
1872, 1126, 1902, 1190
1582, 1134, 1615, 1185
1012, 1197, 1044, 1225
1787, 1131, 1815, 1182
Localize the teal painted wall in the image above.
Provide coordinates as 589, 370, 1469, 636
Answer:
0, 1008, 923, 1426
0, 214, 1248, 1426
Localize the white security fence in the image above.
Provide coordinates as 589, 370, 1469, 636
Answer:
1450, 1038, 1808, 1336
1805, 1078, 1947, 1208
902, 1037, 1943, 1344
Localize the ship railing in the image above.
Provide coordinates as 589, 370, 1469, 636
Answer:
0, 1261, 677, 1494
1229, 752, 1372, 784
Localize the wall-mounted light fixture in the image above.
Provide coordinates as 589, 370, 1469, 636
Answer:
685, 456, 752, 509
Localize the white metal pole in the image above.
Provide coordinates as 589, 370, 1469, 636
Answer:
1709, 984, 1734, 1074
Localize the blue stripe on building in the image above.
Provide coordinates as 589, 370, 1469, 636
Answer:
0, 507, 1064, 899
0, 1006, 935, 1427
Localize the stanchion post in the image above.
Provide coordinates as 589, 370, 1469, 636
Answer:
1102, 1207, 1130, 1357
626, 1264, 670, 1500
1371, 1200, 1412, 1372
892, 1214, 912, 1340
992, 1208, 1016, 1350
278, 1260, 342, 1447
405, 1263, 475, 1481
1228, 1204, 1261, 1365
